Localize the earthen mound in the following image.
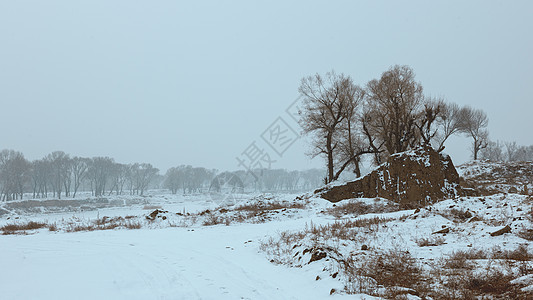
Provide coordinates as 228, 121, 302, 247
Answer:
315, 145, 463, 208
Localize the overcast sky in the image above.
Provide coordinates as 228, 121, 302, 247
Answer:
1, 1, 532, 173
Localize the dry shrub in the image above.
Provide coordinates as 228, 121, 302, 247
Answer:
235, 201, 305, 212
67, 224, 96, 232
298, 217, 394, 241
492, 244, 532, 261
325, 200, 398, 218
259, 234, 299, 265
437, 268, 529, 299
124, 221, 141, 229
1, 221, 47, 234
202, 213, 231, 226
326, 201, 372, 217
344, 249, 428, 297
464, 270, 516, 295
443, 249, 488, 269
364, 249, 423, 288
143, 205, 162, 210
415, 236, 445, 247
65, 216, 142, 232
344, 216, 395, 231
433, 248, 533, 299
48, 223, 58, 232
517, 227, 533, 241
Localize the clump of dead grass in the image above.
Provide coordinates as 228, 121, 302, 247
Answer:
415, 236, 446, 247
235, 201, 305, 212
143, 205, 162, 210
442, 248, 488, 270
65, 216, 142, 232
324, 199, 398, 218
343, 248, 429, 298
491, 244, 532, 261
1, 221, 48, 235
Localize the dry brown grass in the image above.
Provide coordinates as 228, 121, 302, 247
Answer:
193, 201, 307, 227
143, 205, 162, 210
324, 200, 398, 218
235, 201, 305, 212
443, 248, 488, 270
366, 249, 423, 286
517, 227, 533, 241
293, 217, 395, 242
1, 221, 47, 234
415, 236, 446, 247
342, 248, 429, 298
202, 213, 230, 226
491, 244, 532, 261
434, 267, 530, 299
48, 223, 58, 232
65, 216, 142, 232
431, 245, 533, 299
261, 222, 532, 299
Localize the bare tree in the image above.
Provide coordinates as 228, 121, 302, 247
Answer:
108, 163, 129, 196
31, 159, 50, 198
298, 71, 368, 183
46, 151, 71, 199
71, 157, 89, 198
513, 145, 531, 162
87, 157, 114, 197
0, 149, 30, 200
505, 141, 519, 162
364, 65, 424, 156
130, 163, 158, 195
462, 106, 489, 160
480, 140, 505, 161
415, 98, 443, 147
334, 86, 374, 178
432, 101, 468, 152
164, 167, 181, 194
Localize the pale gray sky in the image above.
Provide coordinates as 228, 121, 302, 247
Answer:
1, 1, 532, 172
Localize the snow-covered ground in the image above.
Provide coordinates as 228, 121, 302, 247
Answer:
0, 192, 350, 300
1, 219, 343, 300
0, 189, 531, 299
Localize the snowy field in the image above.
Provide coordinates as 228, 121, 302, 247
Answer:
1, 190, 532, 299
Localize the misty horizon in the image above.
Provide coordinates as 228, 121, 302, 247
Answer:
1, 1, 532, 173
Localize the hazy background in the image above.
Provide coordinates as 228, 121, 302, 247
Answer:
1, 1, 531, 172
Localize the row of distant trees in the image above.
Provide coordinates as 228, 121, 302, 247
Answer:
480, 141, 533, 162
298, 65, 490, 183
163, 167, 323, 194
0, 149, 325, 201
0, 150, 159, 201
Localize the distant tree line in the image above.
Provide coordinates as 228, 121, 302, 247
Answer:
480, 141, 533, 162
299, 65, 490, 183
163, 166, 324, 194
0, 149, 325, 201
0, 150, 158, 201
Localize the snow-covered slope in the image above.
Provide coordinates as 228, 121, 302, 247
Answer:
458, 160, 533, 195
0, 190, 531, 299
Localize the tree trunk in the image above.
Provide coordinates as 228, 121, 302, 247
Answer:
326, 132, 334, 183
